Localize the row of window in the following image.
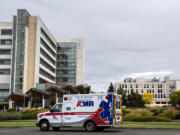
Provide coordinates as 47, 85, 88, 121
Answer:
0, 59, 11, 65
40, 48, 55, 65
0, 29, 12, 35
40, 38, 56, 57
39, 68, 55, 81
40, 28, 56, 49
120, 84, 163, 88
124, 89, 165, 94
40, 58, 55, 73
0, 69, 10, 75
0, 49, 11, 55
0, 39, 12, 45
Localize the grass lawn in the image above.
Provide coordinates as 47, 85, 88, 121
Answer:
1, 120, 180, 129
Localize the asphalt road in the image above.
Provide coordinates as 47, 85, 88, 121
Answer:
0, 127, 180, 135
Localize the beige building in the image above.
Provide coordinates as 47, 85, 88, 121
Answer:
115, 76, 171, 107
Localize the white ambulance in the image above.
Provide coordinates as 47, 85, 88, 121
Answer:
36, 93, 122, 131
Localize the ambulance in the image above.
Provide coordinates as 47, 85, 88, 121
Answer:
36, 93, 122, 131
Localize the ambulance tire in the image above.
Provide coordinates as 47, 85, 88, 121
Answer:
52, 127, 60, 131
85, 121, 97, 132
39, 120, 50, 131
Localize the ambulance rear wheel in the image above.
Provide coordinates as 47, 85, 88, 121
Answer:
85, 121, 96, 132
52, 127, 60, 131
40, 120, 50, 131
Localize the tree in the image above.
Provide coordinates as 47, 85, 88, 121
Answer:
127, 90, 145, 107
117, 87, 127, 106
108, 82, 114, 92
142, 93, 154, 107
170, 90, 180, 107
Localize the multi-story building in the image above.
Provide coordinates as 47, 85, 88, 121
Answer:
0, 22, 12, 102
115, 76, 171, 107
56, 38, 84, 86
10, 9, 57, 96
0, 9, 84, 108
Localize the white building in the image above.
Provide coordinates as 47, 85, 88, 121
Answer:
115, 76, 171, 107
0, 22, 12, 102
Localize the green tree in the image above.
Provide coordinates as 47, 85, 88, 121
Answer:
117, 87, 127, 106
108, 82, 114, 92
126, 90, 145, 107
170, 90, 180, 107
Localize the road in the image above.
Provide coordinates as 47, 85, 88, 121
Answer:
0, 127, 180, 135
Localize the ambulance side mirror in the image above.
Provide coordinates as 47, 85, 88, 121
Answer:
50, 108, 54, 112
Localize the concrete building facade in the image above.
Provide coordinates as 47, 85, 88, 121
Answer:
115, 76, 171, 107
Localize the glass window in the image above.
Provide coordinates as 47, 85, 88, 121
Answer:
40, 38, 55, 57
0, 49, 11, 55
40, 48, 55, 65
51, 104, 62, 112
40, 28, 56, 49
0, 69, 10, 75
0, 39, 12, 45
40, 58, 55, 73
1, 29, 12, 35
39, 68, 55, 81
0, 59, 11, 65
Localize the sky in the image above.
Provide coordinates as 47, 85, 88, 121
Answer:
0, 0, 180, 92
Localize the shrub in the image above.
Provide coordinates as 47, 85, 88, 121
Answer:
149, 108, 164, 116
153, 116, 171, 122
0, 112, 22, 120
7, 108, 16, 112
175, 110, 180, 119
124, 109, 153, 122
158, 109, 176, 119
7, 112, 22, 120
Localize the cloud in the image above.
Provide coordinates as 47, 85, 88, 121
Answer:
0, 0, 180, 92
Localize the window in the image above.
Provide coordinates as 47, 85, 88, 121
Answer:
152, 84, 154, 88
0, 49, 11, 55
66, 107, 71, 111
0, 39, 12, 45
40, 48, 55, 65
0, 59, 11, 65
39, 68, 55, 81
0, 69, 10, 75
51, 104, 62, 112
40, 38, 55, 57
147, 84, 149, 88
40, 58, 55, 73
136, 84, 138, 88
141, 89, 143, 93
1, 29, 12, 35
125, 84, 127, 88
40, 28, 56, 49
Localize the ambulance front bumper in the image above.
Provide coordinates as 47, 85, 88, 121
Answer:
36, 121, 40, 127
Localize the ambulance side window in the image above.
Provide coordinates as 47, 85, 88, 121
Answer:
66, 107, 71, 111
51, 104, 62, 112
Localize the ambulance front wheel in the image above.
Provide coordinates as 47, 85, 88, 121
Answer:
39, 120, 50, 131
85, 121, 97, 132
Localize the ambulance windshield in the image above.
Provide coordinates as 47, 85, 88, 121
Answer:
51, 104, 62, 112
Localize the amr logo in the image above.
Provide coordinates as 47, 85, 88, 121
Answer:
76, 101, 94, 107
